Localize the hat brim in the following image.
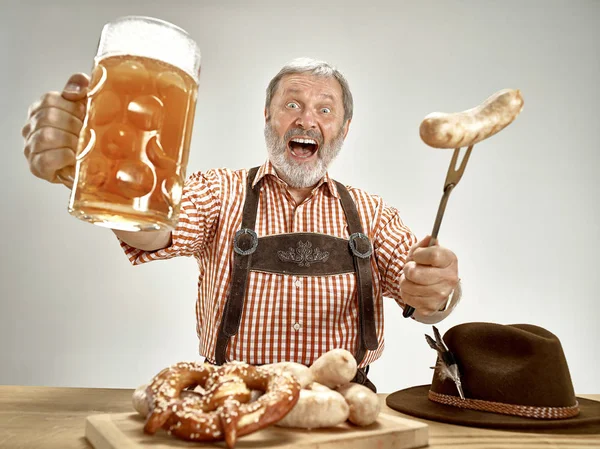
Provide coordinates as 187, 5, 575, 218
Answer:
386, 385, 600, 434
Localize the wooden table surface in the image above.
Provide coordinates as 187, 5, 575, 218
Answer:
0, 386, 598, 449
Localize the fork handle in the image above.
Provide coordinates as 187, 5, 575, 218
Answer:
430, 183, 456, 243
402, 184, 456, 318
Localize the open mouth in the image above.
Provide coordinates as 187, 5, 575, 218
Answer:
287, 137, 319, 159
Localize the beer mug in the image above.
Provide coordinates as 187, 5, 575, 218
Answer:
63, 16, 201, 231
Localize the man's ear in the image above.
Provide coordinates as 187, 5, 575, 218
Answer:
342, 119, 351, 139
264, 107, 270, 122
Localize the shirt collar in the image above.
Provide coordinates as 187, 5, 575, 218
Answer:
253, 160, 340, 199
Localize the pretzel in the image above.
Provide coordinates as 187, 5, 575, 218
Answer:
143, 361, 301, 448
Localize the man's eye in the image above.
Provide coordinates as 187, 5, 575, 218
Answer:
286, 102, 299, 109
321, 107, 331, 114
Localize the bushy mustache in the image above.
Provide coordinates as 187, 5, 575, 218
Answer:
283, 128, 323, 147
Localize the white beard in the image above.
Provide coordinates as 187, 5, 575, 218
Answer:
264, 122, 345, 188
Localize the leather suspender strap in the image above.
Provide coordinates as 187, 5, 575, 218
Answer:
335, 181, 379, 363
214, 169, 379, 366
215, 167, 261, 365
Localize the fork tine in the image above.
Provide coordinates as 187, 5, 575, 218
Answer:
449, 147, 461, 171
445, 145, 474, 187
444, 148, 461, 187
456, 144, 474, 177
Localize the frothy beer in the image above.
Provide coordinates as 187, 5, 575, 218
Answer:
69, 54, 198, 231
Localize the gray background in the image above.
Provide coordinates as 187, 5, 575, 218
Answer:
1, 0, 599, 394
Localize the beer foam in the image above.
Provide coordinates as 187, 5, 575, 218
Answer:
97, 16, 201, 83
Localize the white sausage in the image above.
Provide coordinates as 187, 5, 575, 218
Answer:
336, 383, 381, 426
261, 362, 314, 388
307, 381, 333, 393
132, 384, 150, 418
276, 389, 350, 429
249, 389, 264, 402
309, 349, 357, 389
419, 88, 524, 149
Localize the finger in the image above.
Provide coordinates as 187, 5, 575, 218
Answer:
29, 92, 87, 122
399, 278, 454, 302
27, 99, 42, 117
399, 276, 442, 315
407, 235, 433, 261
22, 100, 43, 137
400, 292, 444, 316
403, 260, 448, 286
21, 122, 31, 139
29, 107, 83, 138
56, 167, 75, 189
29, 148, 76, 183
411, 246, 456, 269
61, 72, 91, 102
402, 295, 441, 315
25, 126, 79, 159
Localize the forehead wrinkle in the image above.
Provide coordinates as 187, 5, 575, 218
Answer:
278, 74, 343, 103
283, 87, 336, 102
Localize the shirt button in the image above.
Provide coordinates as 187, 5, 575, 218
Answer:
295, 279, 302, 288
293, 323, 301, 331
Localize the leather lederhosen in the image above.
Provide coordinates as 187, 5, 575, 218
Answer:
213, 167, 379, 392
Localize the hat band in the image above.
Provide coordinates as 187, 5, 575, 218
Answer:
428, 390, 580, 419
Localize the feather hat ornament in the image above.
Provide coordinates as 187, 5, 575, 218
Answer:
425, 326, 465, 399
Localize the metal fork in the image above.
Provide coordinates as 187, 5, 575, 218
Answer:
403, 144, 474, 318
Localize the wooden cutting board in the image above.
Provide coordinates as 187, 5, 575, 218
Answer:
85, 411, 428, 449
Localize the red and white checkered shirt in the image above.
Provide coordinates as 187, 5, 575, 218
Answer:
120, 161, 417, 367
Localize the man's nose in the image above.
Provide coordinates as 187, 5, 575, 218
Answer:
294, 109, 318, 129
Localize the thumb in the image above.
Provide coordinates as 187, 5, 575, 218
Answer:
61, 72, 91, 101
407, 235, 435, 261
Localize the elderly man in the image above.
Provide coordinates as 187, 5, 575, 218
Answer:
22, 58, 460, 391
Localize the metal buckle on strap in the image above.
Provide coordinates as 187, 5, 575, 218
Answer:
348, 232, 373, 259
234, 228, 258, 255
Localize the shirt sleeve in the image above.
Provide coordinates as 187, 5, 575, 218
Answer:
372, 202, 418, 306
119, 170, 222, 265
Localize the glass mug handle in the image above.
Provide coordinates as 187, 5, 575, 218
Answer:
57, 91, 87, 189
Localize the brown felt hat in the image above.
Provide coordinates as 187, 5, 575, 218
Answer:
386, 322, 600, 433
